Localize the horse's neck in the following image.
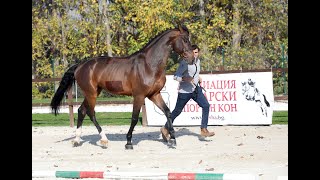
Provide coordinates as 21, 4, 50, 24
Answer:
146, 31, 174, 69
149, 46, 170, 68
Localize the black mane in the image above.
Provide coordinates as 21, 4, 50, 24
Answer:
129, 25, 189, 56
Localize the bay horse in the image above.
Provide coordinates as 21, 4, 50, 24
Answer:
50, 26, 194, 149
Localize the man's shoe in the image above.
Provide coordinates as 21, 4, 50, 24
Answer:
200, 128, 215, 137
160, 127, 170, 142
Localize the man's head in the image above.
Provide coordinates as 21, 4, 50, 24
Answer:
192, 45, 200, 59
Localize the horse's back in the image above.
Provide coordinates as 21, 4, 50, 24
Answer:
74, 57, 130, 94
74, 55, 161, 96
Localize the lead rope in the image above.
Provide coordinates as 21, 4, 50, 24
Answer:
192, 60, 206, 93
192, 62, 198, 99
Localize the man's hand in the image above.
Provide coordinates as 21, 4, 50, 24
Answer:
199, 76, 202, 84
182, 77, 193, 82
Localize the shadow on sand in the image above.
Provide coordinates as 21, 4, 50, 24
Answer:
56, 127, 212, 148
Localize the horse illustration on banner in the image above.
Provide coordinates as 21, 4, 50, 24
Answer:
241, 78, 270, 117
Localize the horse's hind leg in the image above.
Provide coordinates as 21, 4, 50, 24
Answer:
261, 103, 268, 117
149, 93, 176, 147
86, 92, 108, 148
71, 100, 88, 147
125, 96, 144, 150
87, 109, 108, 147
257, 101, 267, 117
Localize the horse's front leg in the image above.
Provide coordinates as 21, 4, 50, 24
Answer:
149, 93, 176, 147
125, 96, 144, 150
163, 106, 176, 146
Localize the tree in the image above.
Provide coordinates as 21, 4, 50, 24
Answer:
32, 0, 288, 98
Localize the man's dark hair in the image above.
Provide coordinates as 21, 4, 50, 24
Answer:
192, 45, 200, 51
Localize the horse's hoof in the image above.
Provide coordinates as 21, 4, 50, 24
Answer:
160, 127, 170, 142
168, 138, 177, 147
125, 144, 133, 150
96, 140, 108, 149
71, 140, 80, 147
100, 140, 108, 147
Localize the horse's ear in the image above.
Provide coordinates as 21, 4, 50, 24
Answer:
178, 24, 183, 33
178, 24, 189, 34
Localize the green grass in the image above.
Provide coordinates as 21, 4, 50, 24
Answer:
272, 111, 288, 124
32, 111, 287, 126
32, 96, 133, 104
32, 112, 142, 126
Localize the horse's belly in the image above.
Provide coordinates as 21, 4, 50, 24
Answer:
103, 80, 132, 96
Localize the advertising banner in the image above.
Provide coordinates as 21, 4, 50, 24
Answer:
145, 72, 274, 126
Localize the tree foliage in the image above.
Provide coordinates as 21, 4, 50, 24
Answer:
32, 0, 288, 98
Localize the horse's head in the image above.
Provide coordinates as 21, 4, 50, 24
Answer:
171, 25, 194, 64
242, 81, 257, 100
241, 82, 249, 94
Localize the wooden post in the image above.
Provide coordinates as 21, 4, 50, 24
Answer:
141, 102, 148, 127
218, 65, 225, 71
67, 88, 74, 127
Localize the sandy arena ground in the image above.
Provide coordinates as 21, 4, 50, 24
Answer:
32, 125, 288, 180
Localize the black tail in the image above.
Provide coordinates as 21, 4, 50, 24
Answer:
263, 94, 270, 107
50, 64, 79, 115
